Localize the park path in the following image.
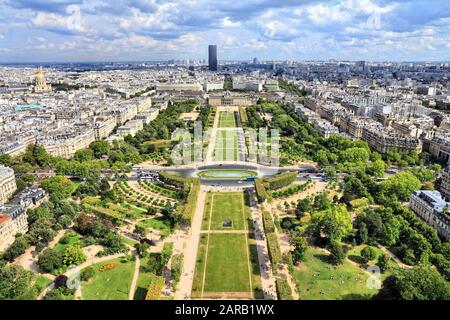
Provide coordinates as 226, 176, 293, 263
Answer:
174, 186, 207, 300
248, 190, 277, 300
375, 242, 413, 269
276, 231, 300, 300
37, 252, 126, 300
128, 250, 141, 300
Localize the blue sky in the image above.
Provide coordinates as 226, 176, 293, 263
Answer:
0, 0, 449, 62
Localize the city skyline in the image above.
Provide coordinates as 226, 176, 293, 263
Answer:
0, 0, 449, 63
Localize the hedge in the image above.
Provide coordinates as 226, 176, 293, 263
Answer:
171, 253, 184, 287
262, 210, 275, 233
276, 277, 293, 300
239, 107, 248, 125
145, 276, 165, 300
266, 232, 282, 265
158, 172, 186, 189
181, 178, 200, 224
263, 172, 297, 190
255, 178, 269, 203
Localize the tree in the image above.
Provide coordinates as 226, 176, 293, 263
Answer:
89, 140, 110, 158
3, 236, 29, 262
329, 241, 346, 265
377, 254, 390, 273
80, 266, 95, 281
376, 266, 450, 300
62, 245, 86, 266
0, 264, 38, 299
135, 242, 150, 258
381, 171, 421, 202
38, 248, 64, 273
41, 176, 75, 202
361, 246, 377, 261
367, 160, 386, 177
0, 153, 12, 166
296, 198, 312, 218
74, 149, 94, 162
290, 236, 308, 264
310, 204, 353, 244
356, 222, 369, 244
380, 210, 401, 246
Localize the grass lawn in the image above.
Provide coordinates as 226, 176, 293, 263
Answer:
133, 257, 165, 300
81, 258, 135, 300
197, 169, 257, 180
192, 234, 208, 298
214, 130, 238, 161
120, 235, 139, 247
292, 247, 380, 300
201, 192, 249, 231
35, 275, 53, 295
54, 234, 81, 253
203, 233, 251, 293
83, 196, 147, 221
137, 217, 172, 236
218, 112, 237, 128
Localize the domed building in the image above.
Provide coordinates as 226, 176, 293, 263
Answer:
33, 67, 52, 93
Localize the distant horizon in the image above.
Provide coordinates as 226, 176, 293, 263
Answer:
0, 58, 449, 66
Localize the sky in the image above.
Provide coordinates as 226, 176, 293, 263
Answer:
0, 0, 449, 62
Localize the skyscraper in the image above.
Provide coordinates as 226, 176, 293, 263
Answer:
208, 45, 218, 71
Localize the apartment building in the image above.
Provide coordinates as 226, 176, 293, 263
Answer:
155, 82, 203, 92
0, 166, 17, 205
117, 119, 144, 138
441, 168, 450, 202
428, 137, 450, 164
0, 188, 47, 252
39, 129, 96, 158
410, 190, 450, 242
93, 116, 117, 140
362, 127, 422, 154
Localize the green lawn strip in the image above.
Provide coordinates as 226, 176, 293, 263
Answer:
81, 258, 135, 300
201, 192, 214, 231
248, 238, 264, 299
191, 233, 208, 298
203, 233, 251, 293
214, 130, 238, 161
218, 112, 237, 128
133, 256, 165, 300
208, 192, 247, 230
292, 247, 379, 300
197, 170, 257, 180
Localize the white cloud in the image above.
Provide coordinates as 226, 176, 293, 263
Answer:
221, 17, 241, 28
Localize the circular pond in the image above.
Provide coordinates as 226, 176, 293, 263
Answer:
197, 169, 258, 180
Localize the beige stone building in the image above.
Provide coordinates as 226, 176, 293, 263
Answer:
33, 67, 52, 93
0, 166, 16, 205
208, 92, 256, 107
39, 129, 96, 158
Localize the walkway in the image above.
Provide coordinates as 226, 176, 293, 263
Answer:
248, 189, 277, 300
173, 186, 207, 299
128, 250, 141, 300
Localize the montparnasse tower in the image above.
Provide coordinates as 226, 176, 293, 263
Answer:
34, 67, 52, 93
